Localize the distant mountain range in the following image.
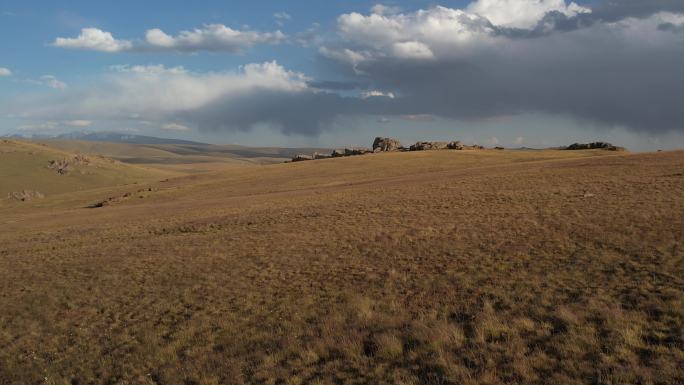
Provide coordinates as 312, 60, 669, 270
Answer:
3, 131, 205, 145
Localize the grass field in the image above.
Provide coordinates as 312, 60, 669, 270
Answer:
36, 139, 330, 169
1, 146, 682, 385
0, 140, 168, 197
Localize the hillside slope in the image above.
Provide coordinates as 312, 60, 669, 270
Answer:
1, 149, 682, 385
0, 139, 168, 198
37, 139, 331, 167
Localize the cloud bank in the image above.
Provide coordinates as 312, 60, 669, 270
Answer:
25, 0, 684, 136
319, 1, 684, 133
53, 24, 285, 53
19, 62, 351, 135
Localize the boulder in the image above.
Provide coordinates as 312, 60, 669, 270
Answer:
565, 142, 625, 151
409, 141, 449, 151
291, 154, 314, 162
494, 146, 505, 150
344, 147, 372, 156
331, 149, 346, 157
447, 141, 464, 150
313, 152, 332, 160
372, 137, 402, 152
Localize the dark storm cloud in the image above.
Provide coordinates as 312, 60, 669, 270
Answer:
498, 0, 684, 38
347, 29, 684, 133
306, 80, 368, 91
658, 22, 684, 33
304, 1, 684, 134
186, 3, 684, 136
590, 0, 684, 22
176, 90, 401, 135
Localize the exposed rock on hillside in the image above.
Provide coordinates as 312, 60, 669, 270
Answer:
89, 187, 156, 208
410, 141, 449, 151
465, 144, 486, 150
292, 154, 314, 162
290, 137, 489, 162
345, 148, 373, 156
7, 190, 44, 201
565, 142, 625, 151
47, 154, 93, 175
47, 159, 72, 175
331, 149, 345, 158
372, 137, 402, 152
313, 152, 332, 160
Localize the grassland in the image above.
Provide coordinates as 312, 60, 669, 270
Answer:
0, 140, 168, 197
37, 139, 330, 169
0, 147, 682, 385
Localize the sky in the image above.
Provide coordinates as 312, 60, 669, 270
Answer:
1, 0, 684, 150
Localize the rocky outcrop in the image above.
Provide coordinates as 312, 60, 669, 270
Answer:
372, 137, 402, 152
313, 152, 332, 160
409, 141, 487, 151
288, 137, 488, 163
47, 159, 72, 175
7, 190, 44, 201
291, 154, 314, 162
464, 145, 485, 150
345, 148, 372, 156
565, 142, 625, 151
331, 149, 346, 158
410, 141, 449, 151
47, 154, 92, 175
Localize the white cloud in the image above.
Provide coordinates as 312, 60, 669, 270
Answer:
392, 41, 434, 59
22, 61, 310, 125
53, 28, 133, 52
143, 24, 285, 52
39, 75, 67, 89
467, 0, 591, 29
162, 123, 190, 131
15, 120, 91, 131
53, 24, 285, 53
274, 12, 291, 20
16, 121, 59, 131
361, 90, 395, 99
110, 64, 188, 75
329, 2, 595, 63
274, 12, 291, 26
332, 6, 495, 62
144, 29, 176, 48
0, 67, 11, 76
371, 4, 402, 16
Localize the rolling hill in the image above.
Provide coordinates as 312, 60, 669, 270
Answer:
1, 147, 682, 385
26, 132, 331, 168
0, 139, 169, 199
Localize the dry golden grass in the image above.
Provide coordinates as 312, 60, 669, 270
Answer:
0, 140, 169, 197
0, 148, 682, 385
